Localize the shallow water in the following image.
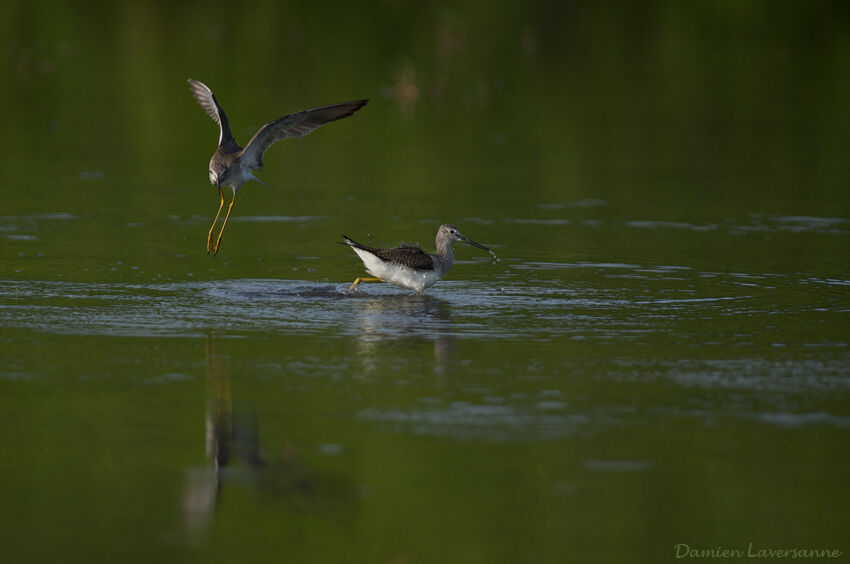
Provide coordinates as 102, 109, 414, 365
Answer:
4, 211, 850, 563
3, 2, 850, 562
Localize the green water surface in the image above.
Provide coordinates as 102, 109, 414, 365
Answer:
2, 2, 850, 563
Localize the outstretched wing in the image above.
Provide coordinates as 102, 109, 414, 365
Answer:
187, 78, 236, 148
240, 99, 368, 169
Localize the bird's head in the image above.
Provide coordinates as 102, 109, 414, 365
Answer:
208, 161, 226, 187
439, 224, 490, 252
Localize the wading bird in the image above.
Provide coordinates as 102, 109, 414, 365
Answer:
342, 224, 491, 294
188, 78, 367, 255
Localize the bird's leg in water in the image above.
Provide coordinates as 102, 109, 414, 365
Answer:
348, 277, 382, 291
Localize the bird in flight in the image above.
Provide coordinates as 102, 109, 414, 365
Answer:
188, 78, 368, 255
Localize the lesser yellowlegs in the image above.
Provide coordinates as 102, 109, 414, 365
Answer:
342, 224, 490, 294
188, 78, 368, 255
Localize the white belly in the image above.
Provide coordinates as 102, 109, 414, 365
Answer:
353, 248, 443, 293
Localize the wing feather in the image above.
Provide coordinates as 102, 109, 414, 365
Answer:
343, 236, 434, 271
187, 78, 236, 148
375, 246, 435, 270
240, 99, 368, 169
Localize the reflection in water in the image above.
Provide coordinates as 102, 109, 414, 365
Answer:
181, 333, 346, 545
352, 294, 453, 379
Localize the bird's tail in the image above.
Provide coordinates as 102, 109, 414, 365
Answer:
250, 172, 267, 186
341, 235, 371, 251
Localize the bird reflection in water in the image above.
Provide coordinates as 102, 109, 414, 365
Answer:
352, 294, 453, 380
181, 333, 349, 545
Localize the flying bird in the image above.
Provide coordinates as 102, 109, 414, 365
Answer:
188, 78, 368, 255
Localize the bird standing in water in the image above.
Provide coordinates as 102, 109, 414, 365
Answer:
188, 79, 368, 255
342, 224, 491, 294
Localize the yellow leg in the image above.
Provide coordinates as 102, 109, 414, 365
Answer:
212, 192, 236, 256
348, 277, 382, 291
207, 187, 225, 253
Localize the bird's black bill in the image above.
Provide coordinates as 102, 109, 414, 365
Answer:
461, 236, 490, 252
